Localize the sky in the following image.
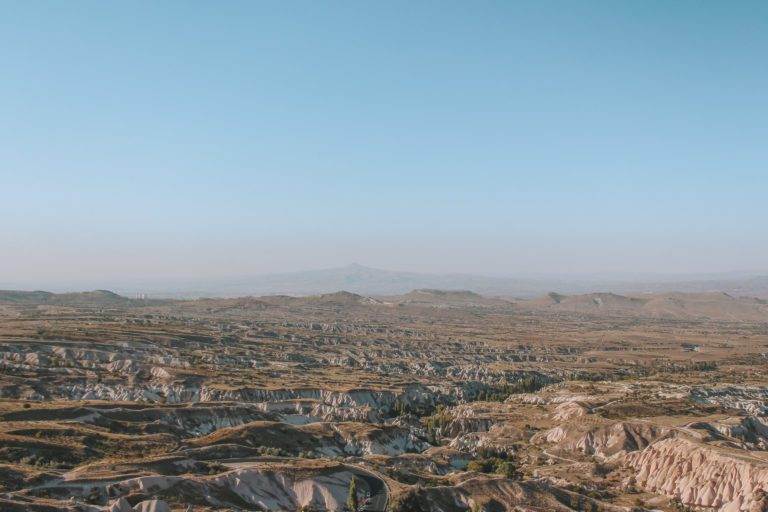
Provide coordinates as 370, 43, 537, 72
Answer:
1, 1, 767, 288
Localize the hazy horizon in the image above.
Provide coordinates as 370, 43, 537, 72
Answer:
2, 1, 766, 285
3, 262, 768, 298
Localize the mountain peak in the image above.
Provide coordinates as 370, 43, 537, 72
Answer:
344, 263, 373, 271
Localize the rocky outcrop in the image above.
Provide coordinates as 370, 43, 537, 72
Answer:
106, 498, 133, 512
625, 437, 768, 511
104, 466, 365, 511
254, 400, 375, 423
49, 382, 438, 412
691, 386, 768, 416
551, 401, 589, 421
533, 421, 666, 457
2, 403, 278, 438
390, 475, 630, 512
132, 500, 170, 512
188, 420, 428, 457
331, 422, 429, 456
448, 423, 526, 458
690, 415, 768, 450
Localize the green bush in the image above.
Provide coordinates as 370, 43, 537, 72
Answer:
467, 457, 519, 479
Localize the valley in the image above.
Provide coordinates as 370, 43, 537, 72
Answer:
0, 288, 766, 511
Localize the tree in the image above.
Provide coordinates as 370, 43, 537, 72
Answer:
495, 460, 519, 479
347, 476, 358, 511
467, 458, 497, 473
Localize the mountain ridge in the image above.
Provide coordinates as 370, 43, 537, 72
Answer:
4, 264, 768, 299
130, 264, 768, 299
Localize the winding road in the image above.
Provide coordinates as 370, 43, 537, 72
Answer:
348, 465, 388, 512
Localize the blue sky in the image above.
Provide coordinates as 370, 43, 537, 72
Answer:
1, 1, 766, 285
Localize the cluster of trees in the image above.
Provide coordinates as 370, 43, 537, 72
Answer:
466, 456, 519, 479
477, 376, 544, 402
252, 446, 316, 458
391, 400, 411, 417
394, 377, 547, 419
392, 399, 436, 417
568, 371, 615, 382
254, 446, 283, 456
424, 404, 452, 444
654, 360, 718, 373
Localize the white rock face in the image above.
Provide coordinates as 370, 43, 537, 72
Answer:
551, 401, 588, 421
149, 366, 174, 381
106, 498, 133, 512
506, 393, 547, 405
696, 415, 768, 450
332, 423, 428, 456
533, 421, 664, 458
105, 467, 360, 511
214, 468, 354, 510
132, 500, 171, 512
691, 386, 768, 416
537, 426, 567, 444
625, 437, 768, 511
253, 400, 374, 423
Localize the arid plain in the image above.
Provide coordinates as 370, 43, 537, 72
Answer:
1, 288, 767, 511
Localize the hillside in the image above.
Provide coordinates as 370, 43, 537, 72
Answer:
0, 289, 158, 307
517, 291, 768, 322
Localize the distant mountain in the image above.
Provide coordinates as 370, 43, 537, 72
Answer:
612, 275, 768, 298
4, 285, 764, 322
0, 289, 157, 306
517, 291, 768, 322
157, 264, 564, 298
391, 289, 510, 308
138, 264, 768, 299
7, 264, 767, 300
0, 290, 55, 303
